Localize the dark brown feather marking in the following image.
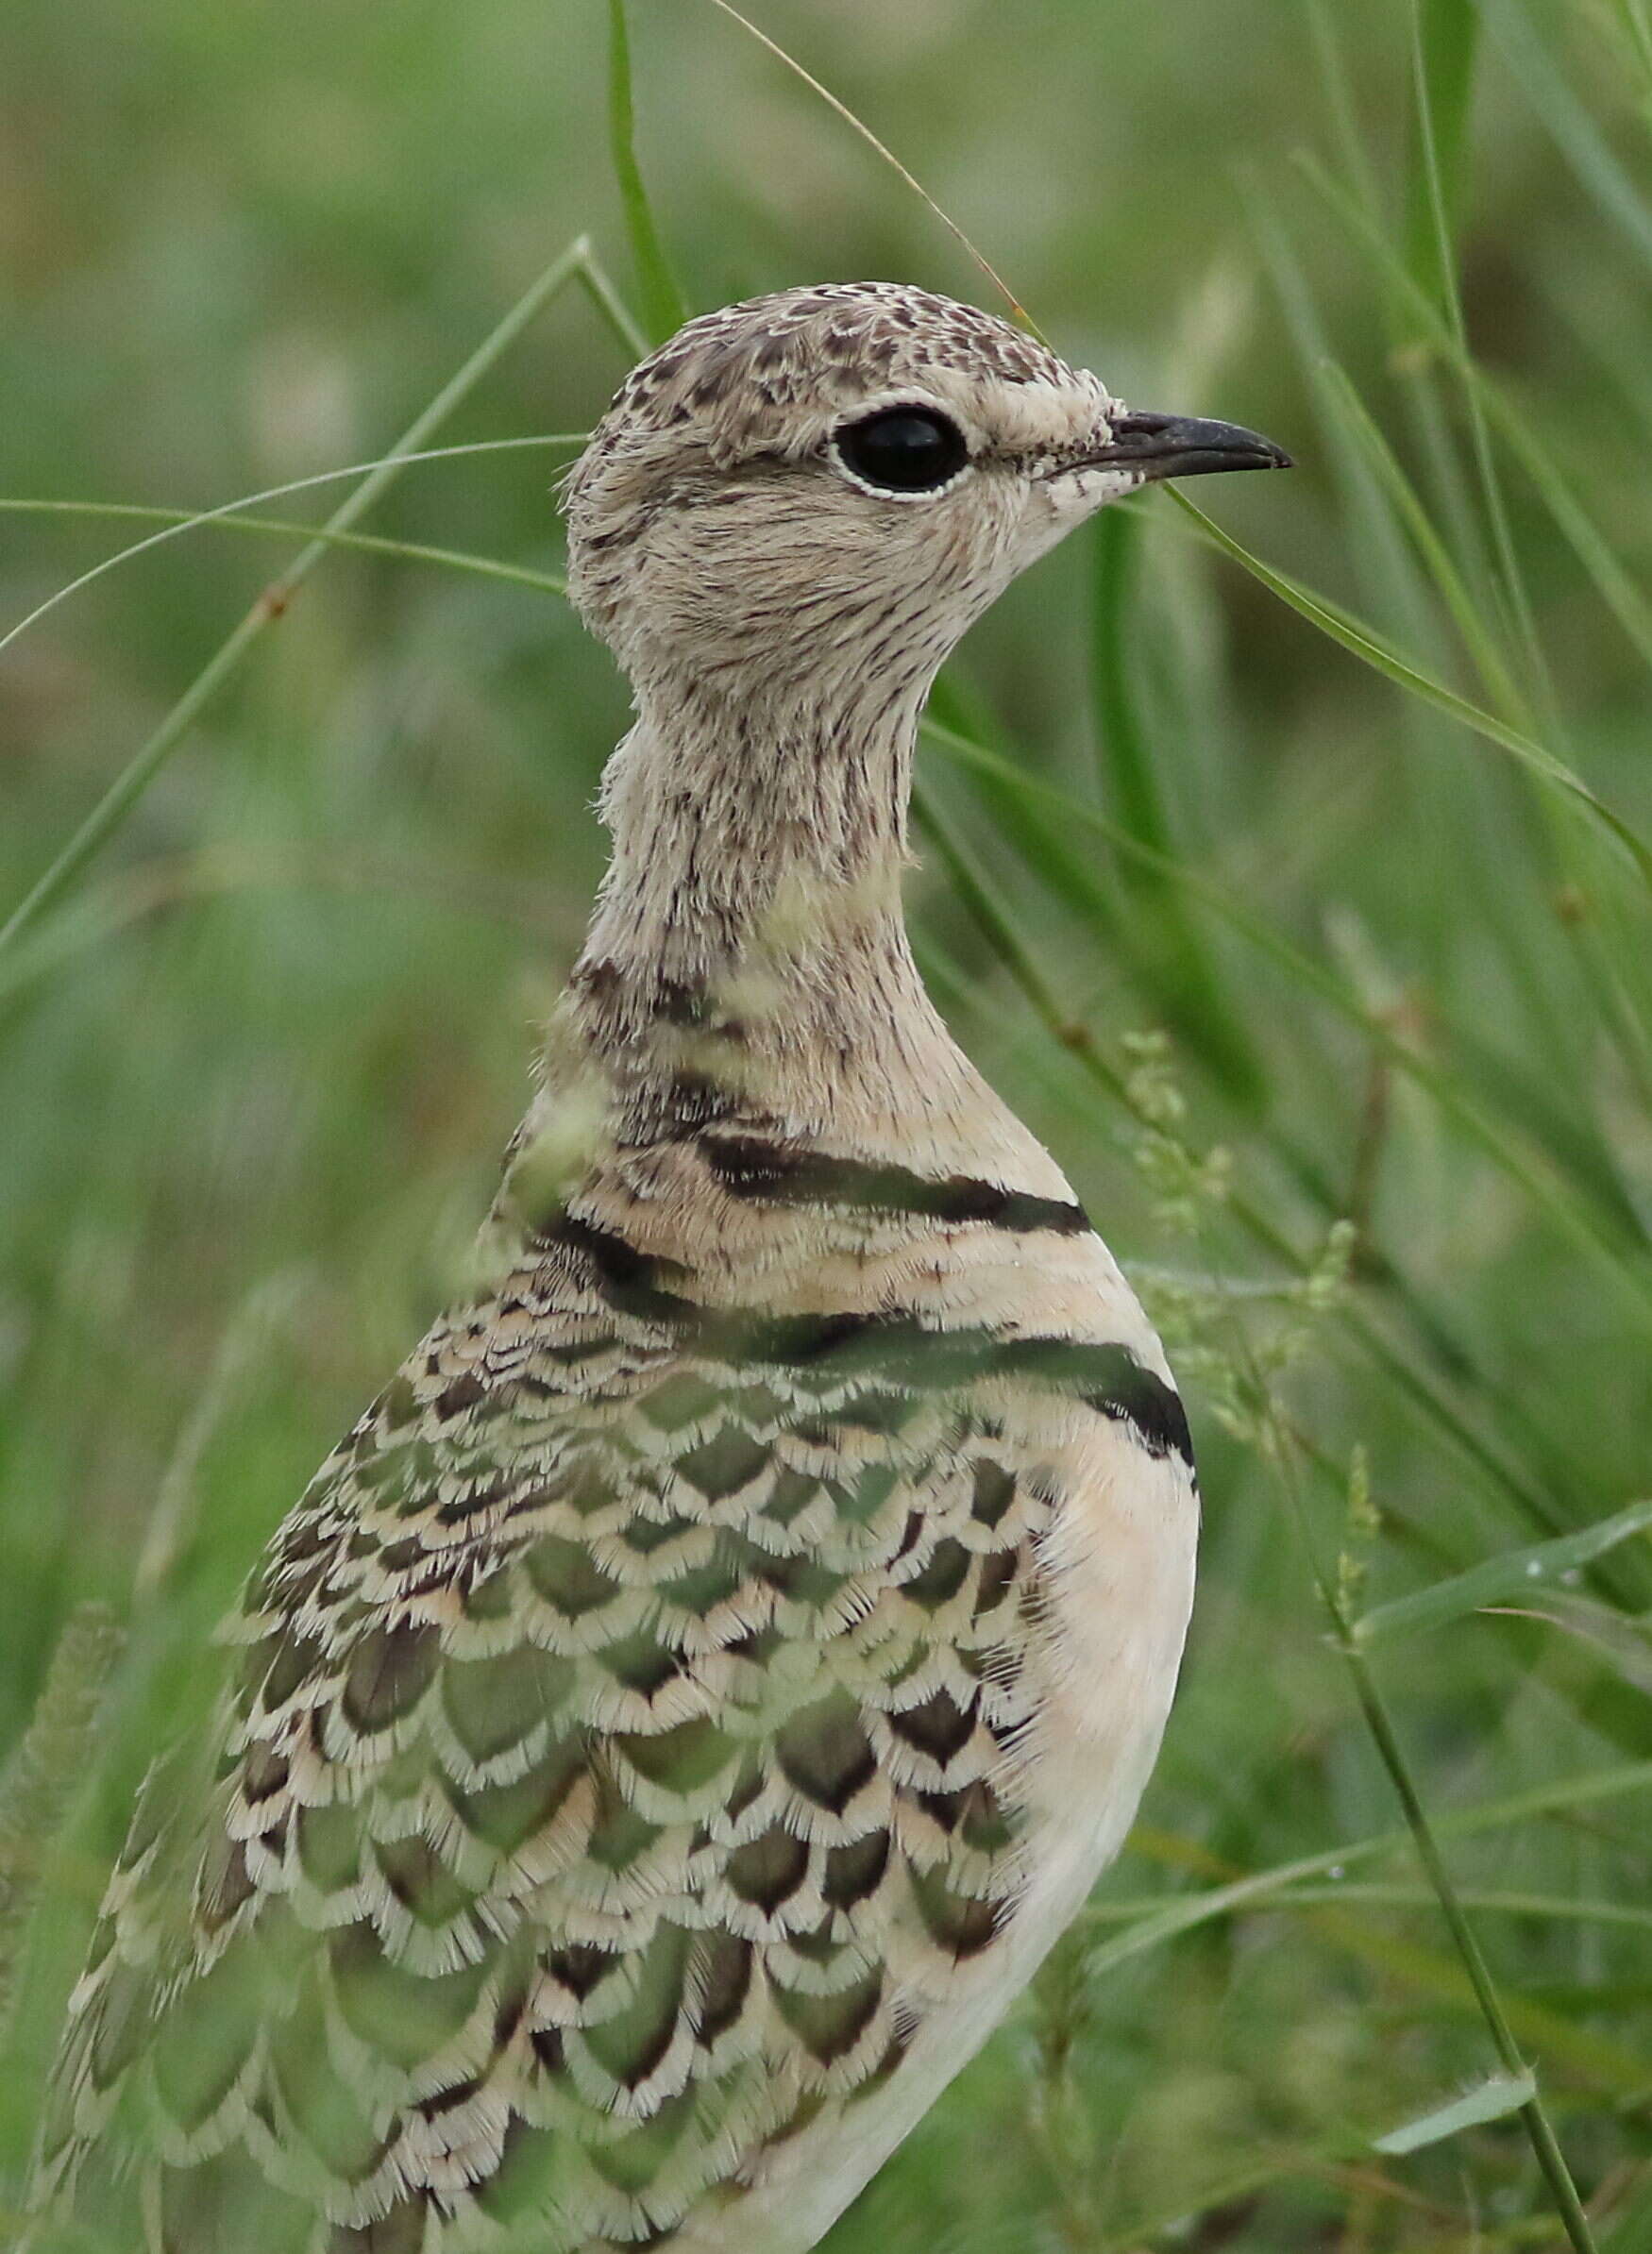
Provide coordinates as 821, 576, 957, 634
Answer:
700, 1133, 1089, 1236
342, 1622, 439, 1734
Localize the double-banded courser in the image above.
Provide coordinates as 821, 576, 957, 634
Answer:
34, 283, 1289, 2254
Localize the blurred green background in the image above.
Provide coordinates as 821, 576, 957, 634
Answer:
3, 1, 1651, 2246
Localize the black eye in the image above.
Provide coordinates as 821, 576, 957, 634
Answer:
834, 405, 969, 494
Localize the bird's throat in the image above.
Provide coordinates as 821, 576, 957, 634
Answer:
563, 681, 944, 1131
581, 684, 919, 987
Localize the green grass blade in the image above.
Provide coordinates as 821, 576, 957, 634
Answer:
576, 244, 653, 360
1167, 487, 1652, 888
1247, 184, 1457, 684
1479, 0, 1652, 271
1299, 152, 1652, 673
1404, 0, 1480, 314
1287, 1442, 1599, 2250
909, 779, 1094, 1072
605, 0, 688, 345
1086, 510, 1263, 1102
1304, 368, 1652, 1162
923, 716, 1652, 1341
923, 672, 1128, 954
1088, 1762, 1652, 1968
1089, 1882, 1652, 1933
0, 496, 568, 597
0, 605, 275, 963
1245, 181, 1633, 1135
1353, 1498, 1652, 1648
1476, 386, 1652, 681
0, 239, 594, 958
1312, 362, 1526, 720
0, 437, 587, 658
1504, 1591, 1652, 1695
1620, 0, 1652, 87
1407, 0, 1545, 686
1603, 2175, 1652, 2254
1373, 2072, 1536, 2156
1302, 0, 1386, 218
0, 848, 556, 1018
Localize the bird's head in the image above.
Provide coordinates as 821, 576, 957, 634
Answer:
564, 280, 1289, 710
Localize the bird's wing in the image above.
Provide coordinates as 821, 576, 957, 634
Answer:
35, 1175, 1188, 2254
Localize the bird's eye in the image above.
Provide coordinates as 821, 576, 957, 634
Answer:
834, 405, 969, 494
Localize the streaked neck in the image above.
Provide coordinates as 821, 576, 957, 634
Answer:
578, 673, 923, 1001
564, 674, 952, 1129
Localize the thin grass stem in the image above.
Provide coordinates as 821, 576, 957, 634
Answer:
1167, 488, 1652, 888
1092, 1763, 1652, 1961
1087, 1883, 1652, 1934
0, 242, 596, 957
1298, 151, 1652, 673
696, 0, 1037, 333
1273, 1435, 1599, 2253
0, 498, 567, 597
1408, 0, 1542, 680
0, 436, 587, 658
576, 250, 652, 362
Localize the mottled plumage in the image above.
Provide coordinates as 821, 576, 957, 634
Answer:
32, 282, 1287, 2254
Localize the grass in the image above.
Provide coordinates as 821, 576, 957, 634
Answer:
2, 0, 1651, 2246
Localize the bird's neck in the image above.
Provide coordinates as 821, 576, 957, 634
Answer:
562, 674, 950, 1134
582, 675, 919, 975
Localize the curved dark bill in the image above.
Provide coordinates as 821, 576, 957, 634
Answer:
1088, 409, 1293, 481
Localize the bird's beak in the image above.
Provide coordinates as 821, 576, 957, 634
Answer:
1085, 409, 1293, 481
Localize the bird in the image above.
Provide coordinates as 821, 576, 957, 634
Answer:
31, 280, 1289, 2254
